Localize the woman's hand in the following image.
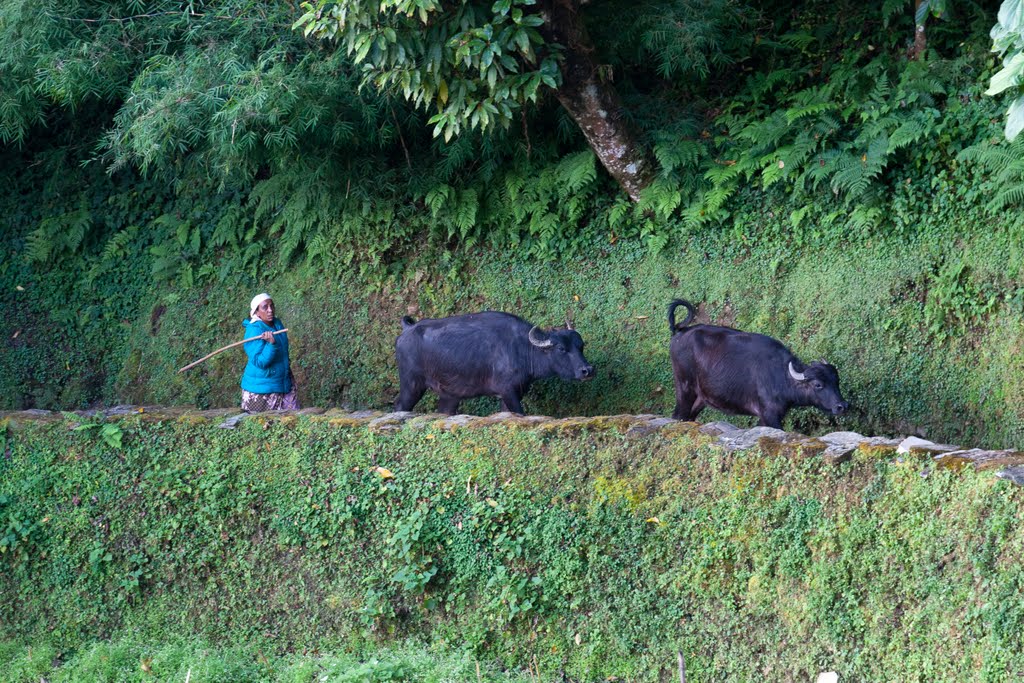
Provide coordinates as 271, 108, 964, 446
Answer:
260, 331, 276, 344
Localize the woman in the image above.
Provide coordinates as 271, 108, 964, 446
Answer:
240, 293, 298, 412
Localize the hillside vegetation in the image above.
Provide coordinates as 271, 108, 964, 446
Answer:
2, 413, 1023, 681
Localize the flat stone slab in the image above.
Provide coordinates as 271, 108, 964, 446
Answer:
818, 431, 868, 463
897, 436, 960, 455
403, 413, 448, 431
535, 414, 648, 434
997, 466, 1024, 486
814, 432, 902, 463
718, 426, 790, 451
347, 410, 385, 420
474, 413, 552, 430
626, 416, 680, 438
820, 430, 868, 445
368, 411, 418, 433
217, 413, 249, 429
934, 449, 1024, 472
699, 421, 746, 438
435, 414, 484, 431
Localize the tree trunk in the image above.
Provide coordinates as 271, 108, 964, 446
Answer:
910, 0, 927, 60
541, 0, 653, 202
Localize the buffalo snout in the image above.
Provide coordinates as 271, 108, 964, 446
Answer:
832, 401, 849, 415
577, 364, 595, 381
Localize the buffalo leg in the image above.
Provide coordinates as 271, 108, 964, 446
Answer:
499, 394, 525, 415
757, 410, 784, 430
688, 397, 706, 421
395, 377, 426, 412
437, 395, 462, 415
672, 378, 700, 421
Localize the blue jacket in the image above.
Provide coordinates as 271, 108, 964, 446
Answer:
240, 318, 292, 394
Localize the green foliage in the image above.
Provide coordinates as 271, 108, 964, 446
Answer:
923, 260, 1000, 341
987, 0, 1024, 139
0, 0, 1011, 259
71, 418, 124, 450
0, 637, 536, 682
957, 133, 1024, 210
294, 0, 560, 142
588, 0, 753, 81
3, 417, 1024, 680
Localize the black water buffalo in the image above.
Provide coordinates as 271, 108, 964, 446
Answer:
394, 311, 594, 415
667, 299, 848, 429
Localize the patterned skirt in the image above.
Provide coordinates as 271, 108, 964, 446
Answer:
241, 387, 300, 412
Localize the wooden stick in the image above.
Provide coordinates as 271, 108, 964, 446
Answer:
177, 329, 289, 373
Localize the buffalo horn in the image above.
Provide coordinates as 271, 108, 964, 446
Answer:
788, 361, 806, 382
528, 325, 553, 348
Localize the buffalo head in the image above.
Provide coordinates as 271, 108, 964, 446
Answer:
529, 325, 594, 381
788, 360, 849, 416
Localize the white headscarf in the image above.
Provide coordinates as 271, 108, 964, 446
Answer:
250, 293, 271, 322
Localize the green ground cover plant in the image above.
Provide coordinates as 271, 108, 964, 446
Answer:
0, 637, 536, 683
2, 414, 1023, 681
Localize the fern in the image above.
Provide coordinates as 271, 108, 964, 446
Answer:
790, 204, 812, 228
779, 30, 816, 52
701, 181, 737, 214
25, 202, 92, 263
556, 151, 597, 195
100, 226, 139, 263
637, 177, 682, 220
607, 196, 632, 229
882, 0, 910, 27
425, 185, 452, 217
82, 225, 141, 286
787, 130, 824, 168
24, 225, 53, 264
653, 138, 703, 174
452, 189, 479, 238
847, 205, 884, 234
212, 206, 245, 248
800, 148, 842, 193
737, 111, 791, 154
759, 153, 789, 188
887, 115, 928, 152
829, 136, 888, 200
745, 68, 802, 103
959, 137, 1024, 210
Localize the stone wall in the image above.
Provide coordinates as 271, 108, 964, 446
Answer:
6, 405, 1024, 487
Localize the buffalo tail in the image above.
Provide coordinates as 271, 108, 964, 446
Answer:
667, 299, 696, 334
